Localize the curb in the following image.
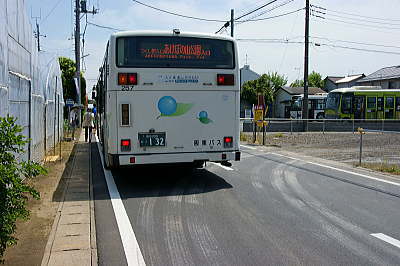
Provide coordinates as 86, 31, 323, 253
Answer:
41, 133, 97, 266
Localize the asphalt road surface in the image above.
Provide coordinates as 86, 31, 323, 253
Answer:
91, 142, 400, 266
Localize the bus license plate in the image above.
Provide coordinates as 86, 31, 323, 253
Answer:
138, 133, 166, 147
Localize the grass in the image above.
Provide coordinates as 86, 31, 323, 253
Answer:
359, 162, 400, 175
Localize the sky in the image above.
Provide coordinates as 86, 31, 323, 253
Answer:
25, 0, 400, 94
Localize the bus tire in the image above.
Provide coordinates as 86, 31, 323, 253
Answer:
316, 113, 324, 119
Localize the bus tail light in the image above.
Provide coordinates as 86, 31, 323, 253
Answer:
224, 136, 233, 148
217, 74, 234, 86
130, 157, 136, 164
118, 73, 137, 85
127, 73, 137, 85
121, 139, 131, 151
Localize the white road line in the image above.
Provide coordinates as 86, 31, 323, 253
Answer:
209, 162, 234, 171
270, 152, 400, 187
95, 136, 146, 266
240, 144, 257, 150
371, 233, 400, 249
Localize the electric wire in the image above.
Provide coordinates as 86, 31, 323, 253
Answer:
237, 0, 296, 22
42, 0, 64, 23
131, 0, 226, 22
316, 6, 400, 22
237, 39, 400, 55
87, 21, 125, 31
238, 7, 304, 23
315, 16, 400, 31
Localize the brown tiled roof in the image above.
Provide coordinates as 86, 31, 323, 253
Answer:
279, 86, 326, 95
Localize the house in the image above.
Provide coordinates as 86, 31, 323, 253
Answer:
240, 65, 260, 117
273, 86, 326, 118
357, 65, 400, 89
336, 74, 365, 89
324, 76, 343, 92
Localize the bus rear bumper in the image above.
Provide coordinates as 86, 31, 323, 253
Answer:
115, 151, 240, 166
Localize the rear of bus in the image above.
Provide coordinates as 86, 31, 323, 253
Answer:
104, 31, 240, 168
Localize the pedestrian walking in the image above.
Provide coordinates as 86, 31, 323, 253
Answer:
82, 108, 95, 143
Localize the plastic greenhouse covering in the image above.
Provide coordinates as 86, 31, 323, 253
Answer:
0, 0, 65, 163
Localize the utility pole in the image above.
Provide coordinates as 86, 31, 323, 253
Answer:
302, 0, 310, 131
75, 0, 81, 126
230, 9, 234, 37
75, 0, 98, 126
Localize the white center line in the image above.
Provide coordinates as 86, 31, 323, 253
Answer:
270, 152, 400, 187
240, 144, 257, 150
371, 233, 400, 249
209, 162, 234, 171
95, 136, 146, 266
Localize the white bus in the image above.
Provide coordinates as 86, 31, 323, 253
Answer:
96, 30, 241, 169
290, 94, 327, 119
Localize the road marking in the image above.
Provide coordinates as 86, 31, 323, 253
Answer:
95, 136, 146, 266
270, 153, 400, 187
371, 233, 400, 249
240, 144, 257, 150
209, 162, 234, 171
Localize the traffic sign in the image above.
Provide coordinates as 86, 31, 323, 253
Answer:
66, 99, 74, 107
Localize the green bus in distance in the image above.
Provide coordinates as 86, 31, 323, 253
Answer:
325, 86, 400, 120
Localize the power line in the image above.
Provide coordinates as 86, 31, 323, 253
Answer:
42, 0, 63, 23
237, 38, 400, 55
315, 16, 400, 31
315, 6, 400, 22
87, 21, 125, 31
235, 0, 280, 21
238, 0, 296, 22
215, 0, 282, 34
311, 36, 400, 50
131, 0, 226, 22
238, 7, 304, 23
323, 12, 400, 26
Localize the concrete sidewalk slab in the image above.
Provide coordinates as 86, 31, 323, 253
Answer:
41, 131, 97, 266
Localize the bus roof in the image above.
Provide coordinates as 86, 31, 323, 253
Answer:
329, 86, 400, 94
294, 94, 327, 99
111, 30, 235, 42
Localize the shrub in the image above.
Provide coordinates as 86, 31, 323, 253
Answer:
0, 116, 46, 262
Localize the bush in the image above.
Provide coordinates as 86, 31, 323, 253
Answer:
0, 116, 46, 262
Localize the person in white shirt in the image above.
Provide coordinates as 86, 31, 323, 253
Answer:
82, 108, 95, 142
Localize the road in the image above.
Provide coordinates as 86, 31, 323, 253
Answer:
91, 142, 400, 265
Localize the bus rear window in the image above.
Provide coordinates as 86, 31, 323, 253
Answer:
116, 36, 234, 69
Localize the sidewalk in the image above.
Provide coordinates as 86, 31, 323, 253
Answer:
41, 133, 97, 266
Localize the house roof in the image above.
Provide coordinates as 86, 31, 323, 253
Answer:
335, 74, 365, 84
278, 86, 326, 95
358, 65, 400, 82
325, 76, 344, 83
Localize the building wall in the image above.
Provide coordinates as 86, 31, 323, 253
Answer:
240, 65, 260, 88
240, 65, 260, 117
274, 89, 292, 118
337, 80, 359, 89
324, 79, 337, 92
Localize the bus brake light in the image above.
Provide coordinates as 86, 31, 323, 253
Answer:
217, 74, 234, 86
224, 136, 233, 148
121, 139, 131, 151
128, 73, 137, 85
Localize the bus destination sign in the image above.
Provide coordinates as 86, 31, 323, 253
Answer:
140, 44, 211, 60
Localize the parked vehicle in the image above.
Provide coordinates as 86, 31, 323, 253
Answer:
290, 94, 327, 119
325, 86, 400, 119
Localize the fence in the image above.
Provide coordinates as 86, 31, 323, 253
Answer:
241, 118, 400, 134
0, 0, 64, 163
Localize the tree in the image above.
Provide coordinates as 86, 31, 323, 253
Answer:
290, 79, 303, 87
240, 72, 287, 105
0, 116, 46, 262
308, 71, 324, 88
289, 71, 324, 88
59, 57, 86, 105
